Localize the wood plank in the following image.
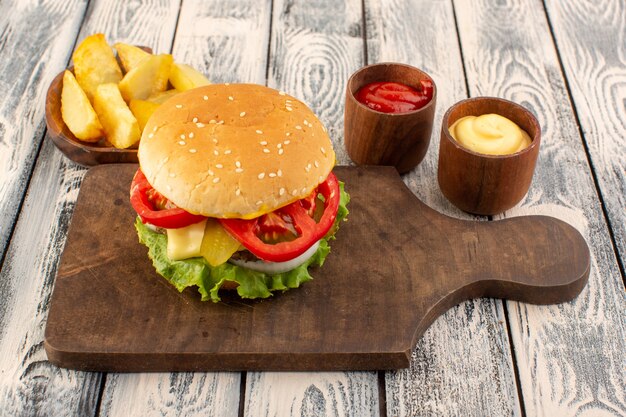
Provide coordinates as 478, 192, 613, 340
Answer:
543, 0, 626, 268
0, 143, 98, 415
170, 0, 271, 85
364, 0, 523, 415
265, 0, 365, 164
98, 0, 270, 415
245, 372, 379, 416
75, 0, 180, 49
453, 0, 626, 415
0, 0, 86, 264
242, 0, 380, 414
100, 373, 240, 417
0, 1, 95, 415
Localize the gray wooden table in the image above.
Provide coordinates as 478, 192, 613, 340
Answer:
1, 0, 624, 416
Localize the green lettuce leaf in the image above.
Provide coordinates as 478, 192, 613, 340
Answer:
135, 182, 350, 302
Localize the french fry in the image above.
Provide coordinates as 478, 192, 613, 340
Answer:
146, 89, 180, 104
93, 83, 141, 149
129, 99, 160, 131
169, 63, 210, 91
119, 54, 173, 102
72, 33, 122, 102
61, 70, 104, 142
114, 43, 151, 73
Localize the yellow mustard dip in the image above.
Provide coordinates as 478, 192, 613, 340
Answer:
449, 114, 531, 155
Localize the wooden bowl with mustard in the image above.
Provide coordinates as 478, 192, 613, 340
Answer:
438, 97, 541, 215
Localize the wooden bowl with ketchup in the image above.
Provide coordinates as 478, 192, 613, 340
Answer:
438, 97, 541, 215
344, 63, 437, 174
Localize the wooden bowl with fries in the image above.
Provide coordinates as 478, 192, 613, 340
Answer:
45, 34, 211, 166
45, 68, 140, 166
45, 39, 155, 166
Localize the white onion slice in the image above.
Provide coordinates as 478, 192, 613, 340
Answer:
144, 222, 161, 233
229, 240, 321, 274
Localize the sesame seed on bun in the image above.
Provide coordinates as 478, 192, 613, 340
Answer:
138, 84, 336, 219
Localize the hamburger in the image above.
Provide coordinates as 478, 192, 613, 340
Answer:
130, 84, 349, 301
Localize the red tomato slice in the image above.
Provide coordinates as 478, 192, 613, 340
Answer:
219, 173, 340, 262
130, 169, 206, 229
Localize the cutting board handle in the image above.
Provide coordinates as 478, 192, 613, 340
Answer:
447, 214, 591, 305
415, 213, 591, 347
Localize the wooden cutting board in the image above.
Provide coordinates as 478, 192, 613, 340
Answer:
44, 165, 589, 371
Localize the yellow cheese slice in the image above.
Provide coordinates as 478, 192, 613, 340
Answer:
166, 219, 207, 261
166, 219, 241, 266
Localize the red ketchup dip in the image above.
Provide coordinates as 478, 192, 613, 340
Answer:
354, 80, 433, 114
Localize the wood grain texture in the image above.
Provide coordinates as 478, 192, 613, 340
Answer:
0, 0, 87, 269
543, 0, 626, 270
172, 0, 272, 85
243, 0, 379, 413
0, 141, 98, 416
386, 304, 516, 417
100, 373, 240, 417
0, 1, 94, 415
267, 0, 365, 166
98, 0, 271, 415
365, 0, 523, 415
245, 372, 379, 417
453, 0, 626, 415
76, 0, 180, 51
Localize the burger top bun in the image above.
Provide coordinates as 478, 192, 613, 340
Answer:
138, 84, 336, 219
